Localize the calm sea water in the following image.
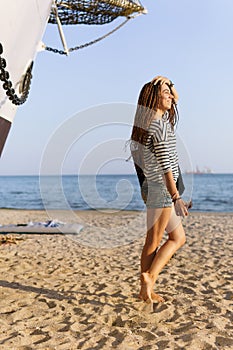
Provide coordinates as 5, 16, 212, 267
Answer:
0, 174, 232, 212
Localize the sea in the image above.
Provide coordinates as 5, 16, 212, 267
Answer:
0, 174, 232, 212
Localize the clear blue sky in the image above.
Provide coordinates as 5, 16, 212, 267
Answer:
1, 0, 233, 175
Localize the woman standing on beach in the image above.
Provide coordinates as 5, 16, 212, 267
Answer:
131, 76, 189, 303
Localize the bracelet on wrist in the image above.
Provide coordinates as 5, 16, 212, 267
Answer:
173, 197, 182, 203
171, 192, 179, 201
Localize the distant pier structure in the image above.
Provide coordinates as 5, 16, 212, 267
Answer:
185, 166, 213, 174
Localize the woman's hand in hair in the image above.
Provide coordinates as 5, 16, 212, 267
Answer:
151, 76, 179, 103
151, 76, 170, 86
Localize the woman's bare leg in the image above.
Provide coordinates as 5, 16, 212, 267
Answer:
149, 223, 186, 284
139, 206, 186, 302
139, 207, 171, 302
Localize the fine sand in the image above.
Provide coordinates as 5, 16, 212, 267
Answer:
0, 209, 233, 350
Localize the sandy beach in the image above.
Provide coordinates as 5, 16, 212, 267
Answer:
0, 209, 233, 350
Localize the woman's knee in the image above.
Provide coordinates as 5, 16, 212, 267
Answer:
179, 225, 186, 246
177, 233, 186, 247
169, 225, 186, 248
170, 234, 186, 251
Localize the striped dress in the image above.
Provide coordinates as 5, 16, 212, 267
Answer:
143, 116, 179, 184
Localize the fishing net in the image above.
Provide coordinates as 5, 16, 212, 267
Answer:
48, 0, 145, 25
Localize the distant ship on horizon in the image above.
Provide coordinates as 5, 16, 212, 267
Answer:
185, 166, 213, 174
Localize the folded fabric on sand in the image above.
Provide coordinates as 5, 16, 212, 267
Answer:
0, 220, 83, 234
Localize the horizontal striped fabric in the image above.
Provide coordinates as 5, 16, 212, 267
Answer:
143, 116, 179, 184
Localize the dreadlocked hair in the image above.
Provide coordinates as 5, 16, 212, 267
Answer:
131, 81, 179, 144
130, 80, 179, 182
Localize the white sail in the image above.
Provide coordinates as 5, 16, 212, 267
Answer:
0, 0, 53, 154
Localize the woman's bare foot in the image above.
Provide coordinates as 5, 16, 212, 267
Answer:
139, 290, 164, 303
139, 272, 153, 303
151, 291, 164, 303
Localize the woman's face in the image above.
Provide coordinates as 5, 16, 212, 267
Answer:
158, 83, 173, 111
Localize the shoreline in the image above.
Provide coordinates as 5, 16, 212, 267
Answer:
0, 208, 233, 214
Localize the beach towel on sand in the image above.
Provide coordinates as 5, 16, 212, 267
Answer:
0, 220, 83, 234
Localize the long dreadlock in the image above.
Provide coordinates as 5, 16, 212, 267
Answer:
130, 80, 179, 187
